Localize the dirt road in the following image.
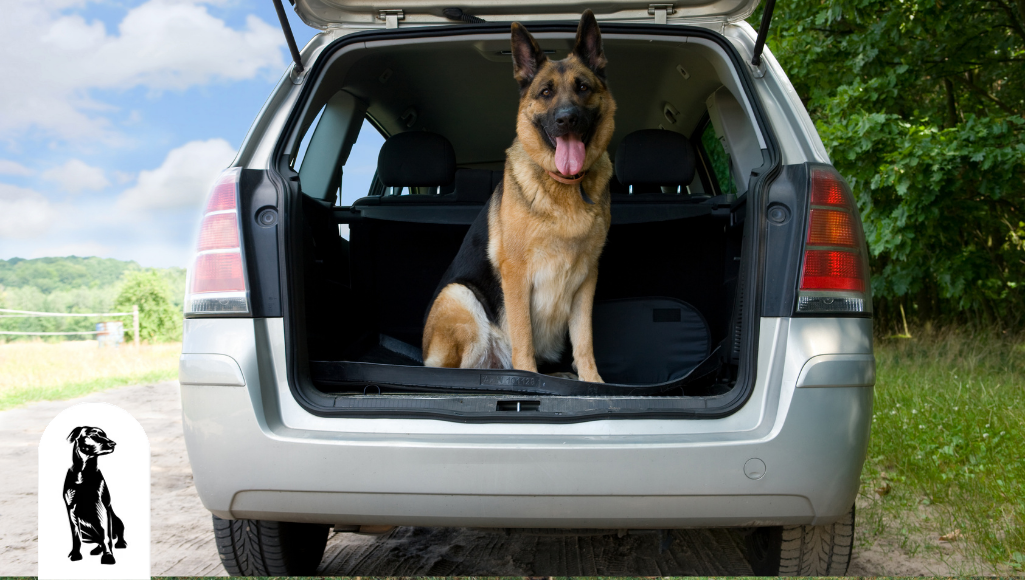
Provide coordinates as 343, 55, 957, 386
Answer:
0, 382, 950, 576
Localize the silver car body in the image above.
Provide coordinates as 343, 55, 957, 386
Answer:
180, 19, 875, 529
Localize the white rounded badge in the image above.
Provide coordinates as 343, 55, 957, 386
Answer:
38, 402, 150, 580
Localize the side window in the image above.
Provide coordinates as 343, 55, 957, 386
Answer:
294, 111, 385, 207
339, 118, 386, 207
700, 122, 735, 195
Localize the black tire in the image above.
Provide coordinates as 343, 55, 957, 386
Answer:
212, 515, 329, 576
744, 503, 855, 576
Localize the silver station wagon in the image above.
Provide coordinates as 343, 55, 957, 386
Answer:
177, 0, 875, 575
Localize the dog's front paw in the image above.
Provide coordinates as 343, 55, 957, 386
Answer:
101, 553, 116, 565
68, 550, 82, 561
90, 545, 104, 555
115, 539, 127, 549
579, 370, 604, 383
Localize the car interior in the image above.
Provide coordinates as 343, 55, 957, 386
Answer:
282, 32, 768, 395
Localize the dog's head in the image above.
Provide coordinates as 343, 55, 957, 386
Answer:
68, 426, 116, 457
511, 10, 616, 181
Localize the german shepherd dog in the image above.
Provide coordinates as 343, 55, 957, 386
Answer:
423, 11, 616, 382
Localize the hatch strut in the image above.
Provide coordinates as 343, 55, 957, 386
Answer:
271, 0, 304, 74
751, 0, 776, 66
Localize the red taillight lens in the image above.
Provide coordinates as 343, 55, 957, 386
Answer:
191, 253, 246, 293
810, 168, 848, 206
205, 178, 237, 213
197, 213, 240, 252
797, 166, 871, 314
808, 209, 856, 247
800, 250, 864, 292
185, 168, 249, 316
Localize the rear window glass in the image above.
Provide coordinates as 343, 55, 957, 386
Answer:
701, 123, 735, 195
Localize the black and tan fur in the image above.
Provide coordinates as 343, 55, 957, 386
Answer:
423, 11, 616, 382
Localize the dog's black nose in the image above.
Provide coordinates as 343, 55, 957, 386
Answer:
554, 108, 579, 130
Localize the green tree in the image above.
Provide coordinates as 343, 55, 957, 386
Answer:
755, 0, 1025, 329
114, 271, 182, 343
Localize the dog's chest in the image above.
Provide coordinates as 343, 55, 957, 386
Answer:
65, 470, 106, 505
525, 243, 591, 358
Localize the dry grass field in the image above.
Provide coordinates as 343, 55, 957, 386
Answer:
0, 340, 180, 410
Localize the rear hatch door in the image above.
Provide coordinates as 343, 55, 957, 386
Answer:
292, 0, 760, 29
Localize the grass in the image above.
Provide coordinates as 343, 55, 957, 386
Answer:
858, 327, 1025, 574
0, 339, 180, 410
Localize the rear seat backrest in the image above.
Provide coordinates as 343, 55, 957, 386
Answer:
355, 131, 501, 205
452, 168, 502, 203
349, 132, 501, 345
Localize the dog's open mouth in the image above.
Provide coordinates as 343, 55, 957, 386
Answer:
554, 133, 586, 176
543, 128, 586, 177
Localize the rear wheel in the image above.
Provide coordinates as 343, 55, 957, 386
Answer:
744, 504, 855, 576
212, 515, 329, 576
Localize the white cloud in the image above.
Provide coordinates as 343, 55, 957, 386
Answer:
0, 160, 33, 176
0, 184, 56, 239
0, 0, 285, 142
118, 138, 236, 210
112, 170, 135, 185
42, 159, 110, 193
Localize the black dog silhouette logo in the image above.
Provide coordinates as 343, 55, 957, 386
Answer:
39, 402, 149, 580
64, 426, 128, 564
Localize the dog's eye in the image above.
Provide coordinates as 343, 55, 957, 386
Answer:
578, 83, 589, 92
541, 88, 552, 97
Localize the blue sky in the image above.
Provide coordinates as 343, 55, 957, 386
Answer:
0, 0, 344, 268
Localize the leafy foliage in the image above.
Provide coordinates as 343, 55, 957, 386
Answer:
700, 123, 736, 194
756, 0, 1025, 329
113, 271, 182, 343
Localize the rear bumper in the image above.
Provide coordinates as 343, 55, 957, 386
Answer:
180, 317, 873, 528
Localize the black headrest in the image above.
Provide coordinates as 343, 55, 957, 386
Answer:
615, 129, 696, 187
377, 132, 456, 187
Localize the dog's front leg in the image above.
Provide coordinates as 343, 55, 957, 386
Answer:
500, 260, 537, 372
65, 506, 83, 561
569, 269, 603, 383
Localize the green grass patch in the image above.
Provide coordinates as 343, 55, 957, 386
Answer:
0, 368, 178, 411
859, 328, 1025, 573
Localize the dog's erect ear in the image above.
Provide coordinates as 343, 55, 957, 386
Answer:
67, 426, 87, 442
511, 22, 547, 91
573, 9, 607, 81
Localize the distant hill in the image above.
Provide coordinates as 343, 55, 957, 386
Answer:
0, 257, 186, 339
0, 257, 143, 294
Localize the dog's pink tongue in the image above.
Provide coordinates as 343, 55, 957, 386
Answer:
554, 134, 586, 176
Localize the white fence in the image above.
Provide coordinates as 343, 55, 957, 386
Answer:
0, 306, 140, 346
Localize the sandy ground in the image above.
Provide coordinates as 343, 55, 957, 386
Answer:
0, 381, 955, 577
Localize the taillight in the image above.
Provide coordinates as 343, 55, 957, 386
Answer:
184, 168, 250, 316
796, 167, 872, 314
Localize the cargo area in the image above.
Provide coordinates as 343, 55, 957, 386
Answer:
279, 27, 770, 410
